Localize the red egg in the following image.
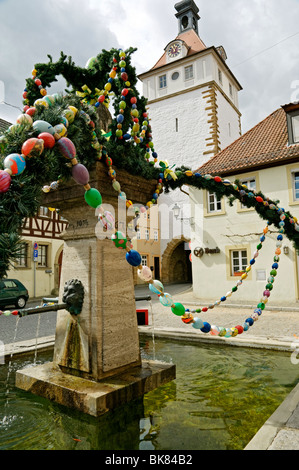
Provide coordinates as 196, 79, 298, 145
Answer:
35, 78, 42, 86
26, 107, 36, 117
21, 138, 44, 158
38, 132, 56, 149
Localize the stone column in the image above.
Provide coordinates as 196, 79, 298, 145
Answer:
43, 162, 156, 381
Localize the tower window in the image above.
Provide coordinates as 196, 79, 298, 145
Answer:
185, 65, 194, 80
176, 118, 179, 132
159, 74, 167, 89
218, 69, 223, 85
229, 83, 233, 96
182, 15, 189, 29
172, 71, 179, 81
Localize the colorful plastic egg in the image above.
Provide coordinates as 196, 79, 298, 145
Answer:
57, 137, 76, 159
54, 123, 67, 138
210, 325, 220, 336
34, 99, 48, 108
235, 325, 244, 335
16, 113, 33, 126
4, 154, 26, 175
33, 120, 55, 135
218, 327, 227, 337
111, 231, 127, 249
85, 57, 98, 69
149, 280, 164, 295
22, 138, 44, 157
0, 170, 11, 193
171, 302, 185, 317
98, 211, 115, 231
126, 250, 142, 267
230, 327, 239, 337
37, 132, 55, 149
25, 107, 36, 117
112, 180, 121, 192
159, 293, 173, 307
60, 116, 69, 128
201, 322, 211, 334
43, 95, 54, 107
63, 108, 75, 124
84, 188, 102, 208
137, 266, 152, 282
181, 313, 194, 324
192, 317, 204, 330
72, 163, 89, 185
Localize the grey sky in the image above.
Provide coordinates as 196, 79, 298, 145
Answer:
0, 0, 298, 136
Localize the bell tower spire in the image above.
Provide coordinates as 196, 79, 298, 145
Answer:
175, 0, 200, 36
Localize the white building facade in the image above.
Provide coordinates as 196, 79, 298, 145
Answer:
138, 0, 242, 283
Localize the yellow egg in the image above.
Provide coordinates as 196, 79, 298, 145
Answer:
68, 105, 78, 116
34, 98, 48, 108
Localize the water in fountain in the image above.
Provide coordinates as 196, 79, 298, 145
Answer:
1, 315, 20, 427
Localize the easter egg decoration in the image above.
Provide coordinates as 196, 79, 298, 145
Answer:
149, 280, 164, 295
22, 138, 44, 157
3, 154, 26, 176
72, 163, 89, 185
33, 120, 55, 135
84, 188, 102, 208
37, 133, 56, 149
111, 231, 127, 249
98, 211, 115, 231
0, 170, 11, 193
56, 137, 76, 160
126, 250, 142, 267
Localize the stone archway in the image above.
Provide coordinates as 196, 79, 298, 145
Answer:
161, 235, 192, 284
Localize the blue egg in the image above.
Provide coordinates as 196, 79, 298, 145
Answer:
126, 250, 142, 267
243, 322, 249, 331
277, 234, 283, 241
245, 318, 254, 326
117, 114, 124, 123
220, 296, 226, 302
200, 322, 211, 334
272, 263, 279, 269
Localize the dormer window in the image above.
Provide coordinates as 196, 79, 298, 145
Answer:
283, 103, 299, 145
289, 111, 299, 144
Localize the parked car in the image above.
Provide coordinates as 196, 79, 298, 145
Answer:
0, 279, 29, 309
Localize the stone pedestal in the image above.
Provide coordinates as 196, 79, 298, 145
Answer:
16, 162, 175, 415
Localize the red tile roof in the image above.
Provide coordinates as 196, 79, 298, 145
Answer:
196, 107, 299, 176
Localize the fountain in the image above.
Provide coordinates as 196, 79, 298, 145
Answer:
15, 162, 175, 416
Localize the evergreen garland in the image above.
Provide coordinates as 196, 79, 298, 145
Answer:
1, 46, 299, 282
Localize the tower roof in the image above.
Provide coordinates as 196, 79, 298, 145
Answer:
150, 28, 207, 71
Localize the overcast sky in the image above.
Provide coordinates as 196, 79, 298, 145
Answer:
0, 0, 299, 136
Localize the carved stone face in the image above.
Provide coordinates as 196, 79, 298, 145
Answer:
62, 279, 84, 315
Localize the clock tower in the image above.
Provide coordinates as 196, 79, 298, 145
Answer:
137, 1, 243, 284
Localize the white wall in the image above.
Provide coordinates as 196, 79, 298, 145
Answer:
190, 165, 299, 305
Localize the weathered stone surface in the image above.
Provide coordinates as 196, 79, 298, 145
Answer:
16, 360, 176, 417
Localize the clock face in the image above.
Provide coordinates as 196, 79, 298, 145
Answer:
168, 42, 182, 58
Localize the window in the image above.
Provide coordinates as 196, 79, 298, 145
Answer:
208, 191, 222, 213
241, 178, 256, 208
176, 118, 179, 132
39, 206, 49, 217
141, 255, 148, 267
229, 83, 233, 97
159, 75, 167, 89
136, 228, 141, 240
172, 72, 179, 81
3, 280, 17, 289
145, 229, 149, 241
37, 244, 48, 267
185, 65, 193, 80
293, 172, 299, 200
16, 242, 28, 267
231, 250, 248, 276
287, 111, 299, 144
154, 230, 158, 241
218, 68, 223, 84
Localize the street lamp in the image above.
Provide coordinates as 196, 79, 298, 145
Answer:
172, 203, 194, 226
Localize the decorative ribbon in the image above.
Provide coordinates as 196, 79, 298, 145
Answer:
76, 85, 102, 105
159, 160, 178, 181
